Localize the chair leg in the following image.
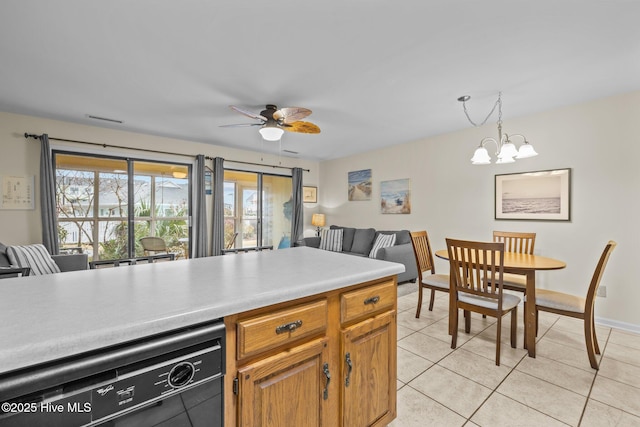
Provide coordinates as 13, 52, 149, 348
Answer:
584, 313, 599, 369
495, 315, 502, 366
592, 315, 601, 355
510, 307, 517, 349
451, 308, 459, 349
428, 289, 436, 311
464, 310, 471, 333
415, 285, 424, 318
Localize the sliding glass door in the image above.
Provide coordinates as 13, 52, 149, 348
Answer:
54, 152, 191, 261
223, 170, 292, 251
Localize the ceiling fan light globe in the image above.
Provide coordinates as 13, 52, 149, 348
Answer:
515, 143, 538, 159
471, 147, 491, 165
259, 127, 284, 141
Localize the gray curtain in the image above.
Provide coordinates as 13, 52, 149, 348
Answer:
211, 157, 225, 256
39, 134, 59, 254
192, 155, 208, 258
290, 167, 304, 247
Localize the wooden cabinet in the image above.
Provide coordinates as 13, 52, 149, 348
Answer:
341, 311, 396, 427
225, 277, 397, 427
237, 338, 330, 427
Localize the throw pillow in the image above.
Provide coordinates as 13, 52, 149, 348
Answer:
6, 244, 61, 275
369, 233, 397, 258
320, 228, 343, 252
351, 228, 376, 255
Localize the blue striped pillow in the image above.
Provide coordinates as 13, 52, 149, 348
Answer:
320, 229, 343, 252
6, 244, 61, 275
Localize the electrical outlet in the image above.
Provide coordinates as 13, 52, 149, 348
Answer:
597, 286, 607, 298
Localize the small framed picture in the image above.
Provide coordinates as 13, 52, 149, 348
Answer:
303, 186, 317, 203
495, 168, 571, 221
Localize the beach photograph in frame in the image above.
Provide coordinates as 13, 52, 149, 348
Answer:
495, 168, 571, 221
348, 169, 372, 201
381, 178, 411, 214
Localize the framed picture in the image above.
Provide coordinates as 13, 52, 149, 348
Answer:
348, 169, 372, 201
381, 178, 411, 214
1, 175, 35, 210
303, 186, 317, 203
495, 168, 571, 221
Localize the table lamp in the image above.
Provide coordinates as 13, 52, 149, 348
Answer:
311, 214, 326, 237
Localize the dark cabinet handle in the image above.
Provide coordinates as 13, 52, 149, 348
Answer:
364, 296, 380, 305
345, 353, 352, 387
275, 320, 303, 334
323, 363, 331, 400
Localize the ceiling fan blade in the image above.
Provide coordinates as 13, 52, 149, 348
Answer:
282, 121, 321, 134
229, 105, 267, 122
273, 107, 312, 124
220, 123, 263, 128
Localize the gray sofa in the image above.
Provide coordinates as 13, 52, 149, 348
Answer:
0, 242, 89, 275
297, 226, 418, 283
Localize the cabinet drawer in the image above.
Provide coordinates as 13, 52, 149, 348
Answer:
237, 299, 327, 359
341, 280, 396, 324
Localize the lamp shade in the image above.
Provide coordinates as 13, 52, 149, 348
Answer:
259, 126, 284, 141
311, 213, 326, 227
515, 142, 538, 159
498, 141, 518, 159
471, 147, 491, 165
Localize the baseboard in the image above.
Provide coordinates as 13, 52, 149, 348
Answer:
595, 316, 640, 334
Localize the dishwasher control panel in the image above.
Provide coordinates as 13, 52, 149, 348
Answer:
91, 344, 222, 422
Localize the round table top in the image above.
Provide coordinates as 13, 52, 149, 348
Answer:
434, 249, 566, 271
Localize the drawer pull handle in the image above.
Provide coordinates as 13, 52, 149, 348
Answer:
275, 320, 303, 334
323, 363, 331, 400
345, 353, 352, 387
364, 296, 380, 305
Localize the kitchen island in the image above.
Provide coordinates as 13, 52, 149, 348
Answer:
0, 246, 403, 426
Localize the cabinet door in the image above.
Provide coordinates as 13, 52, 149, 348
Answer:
237, 338, 330, 427
341, 311, 396, 427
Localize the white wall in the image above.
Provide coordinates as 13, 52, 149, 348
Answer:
318, 90, 640, 330
0, 112, 321, 246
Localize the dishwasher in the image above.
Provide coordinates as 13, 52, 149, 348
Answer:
0, 319, 225, 427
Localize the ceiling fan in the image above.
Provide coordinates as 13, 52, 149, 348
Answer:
221, 104, 321, 141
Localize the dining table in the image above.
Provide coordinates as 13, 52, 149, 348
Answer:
435, 248, 566, 358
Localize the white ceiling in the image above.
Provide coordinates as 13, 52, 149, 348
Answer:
1, 1, 639, 161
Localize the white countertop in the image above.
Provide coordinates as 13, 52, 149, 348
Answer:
0, 247, 403, 375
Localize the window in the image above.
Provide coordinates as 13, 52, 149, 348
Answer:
54, 152, 191, 261
223, 170, 292, 251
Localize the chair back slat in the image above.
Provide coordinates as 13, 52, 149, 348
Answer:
447, 239, 504, 303
410, 231, 435, 275
493, 231, 536, 254
585, 240, 617, 309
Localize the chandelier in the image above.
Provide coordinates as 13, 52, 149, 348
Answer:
458, 92, 538, 165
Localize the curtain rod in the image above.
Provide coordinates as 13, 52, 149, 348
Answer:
24, 133, 309, 172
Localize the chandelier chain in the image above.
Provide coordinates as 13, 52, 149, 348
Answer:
461, 92, 502, 127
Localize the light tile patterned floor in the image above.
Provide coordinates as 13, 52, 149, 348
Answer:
390, 285, 640, 427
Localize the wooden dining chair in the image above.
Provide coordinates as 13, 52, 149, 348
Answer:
490, 230, 536, 292
447, 238, 520, 365
536, 240, 616, 369
410, 231, 450, 318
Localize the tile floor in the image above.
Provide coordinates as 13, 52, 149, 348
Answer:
389, 285, 640, 427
